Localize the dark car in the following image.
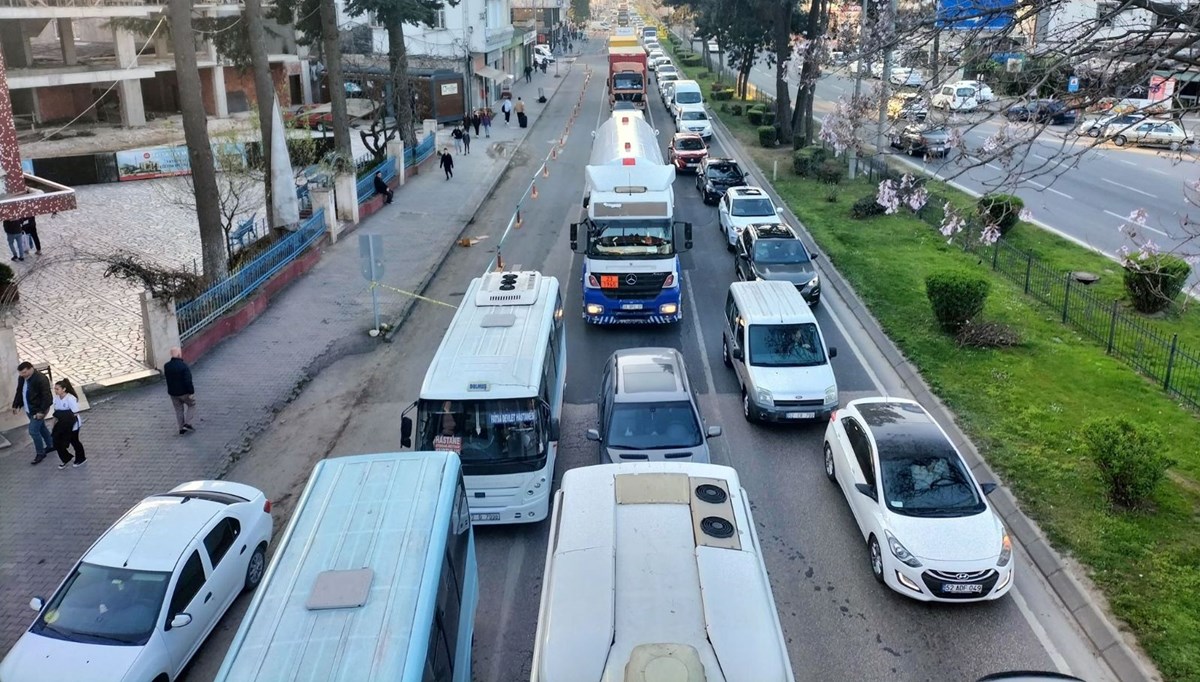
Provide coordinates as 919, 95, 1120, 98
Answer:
733, 223, 822, 305
890, 125, 951, 158
696, 157, 749, 205
667, 132, 708, 173
1005, 99, 1077, 125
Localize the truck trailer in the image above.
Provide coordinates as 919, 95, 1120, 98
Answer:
608, 46, 648, 109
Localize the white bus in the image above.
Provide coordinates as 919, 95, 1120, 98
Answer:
403, 270, 566, 524
214, 451, 478, 682
531, 462, 794, 682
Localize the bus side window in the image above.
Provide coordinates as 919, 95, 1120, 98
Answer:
422, 612, 453, 682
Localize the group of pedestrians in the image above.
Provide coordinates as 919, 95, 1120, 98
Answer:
3, 216, 42, 262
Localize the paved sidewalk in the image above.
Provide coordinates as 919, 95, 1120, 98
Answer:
0, 63, 582, 650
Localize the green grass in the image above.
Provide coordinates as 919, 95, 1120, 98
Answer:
667, 50, 1200, 681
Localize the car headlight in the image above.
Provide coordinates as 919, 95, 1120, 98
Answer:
997, 530, 1012, 567
824, 385, 837, 405
807, 273, 820, 289
755, 387, 773, 406
885, 530, 922, 568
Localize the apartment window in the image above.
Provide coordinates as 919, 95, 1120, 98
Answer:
434, 8, 446, 29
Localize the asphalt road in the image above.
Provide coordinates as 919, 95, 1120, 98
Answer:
180, 46, 1123, 681
738, 54, 1200, 276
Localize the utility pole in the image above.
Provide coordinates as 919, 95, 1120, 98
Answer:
875, 0, 897, 156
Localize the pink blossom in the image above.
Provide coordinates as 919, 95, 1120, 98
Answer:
1126, 208, 1149, 226
1019, 207, 1033, 222
980, 224, 1003, 245
876, 179, 900, 213
939, 203, 965, 241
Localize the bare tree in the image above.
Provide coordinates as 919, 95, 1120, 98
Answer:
244, 0, 278, 229
320, 0, 354, 161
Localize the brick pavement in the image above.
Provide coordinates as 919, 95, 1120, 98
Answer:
0, 63, 582, 651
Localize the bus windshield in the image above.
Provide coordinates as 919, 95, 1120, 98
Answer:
587, 219, 674, 259
416, 398, 547, 474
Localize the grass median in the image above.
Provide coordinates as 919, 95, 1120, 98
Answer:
662, 37, 1200, 680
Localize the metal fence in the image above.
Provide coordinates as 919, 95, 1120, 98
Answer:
405, 132, 436, 168
177, 208, 328, 340
356, 157, 394, 205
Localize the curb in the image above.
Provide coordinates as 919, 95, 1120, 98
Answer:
707, 103, 1159, 682
383, 62, 577, 342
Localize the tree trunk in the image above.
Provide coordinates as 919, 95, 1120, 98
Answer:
244, 0, 275, 228
168, 0, 227, 281
320, 0, 352, 161
774, 0, 793, 146
792, 0, 826, 149
387, 22, 418, 147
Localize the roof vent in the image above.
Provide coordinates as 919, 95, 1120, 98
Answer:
306, 568, 374, 610
624, 643, 707, 682
474, 271, 543, 306
700, 516, 734, 538
694, 483, 727, 504
689, 477, 740, 551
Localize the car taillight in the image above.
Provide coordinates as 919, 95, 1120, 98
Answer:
829, 410, 838, 421
588, 273, 600, 287
263, 499, 272, 513
662, 273, 675, 288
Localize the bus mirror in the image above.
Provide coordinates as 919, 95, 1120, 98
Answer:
570, 223, 579, 251
401, 416, 413, 449
582, 195, 590, 209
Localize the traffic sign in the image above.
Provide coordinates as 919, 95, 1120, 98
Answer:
1068, 76, 1079, 93
359, 234, 384, 281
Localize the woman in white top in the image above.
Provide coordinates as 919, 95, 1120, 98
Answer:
51, 378, 85, 469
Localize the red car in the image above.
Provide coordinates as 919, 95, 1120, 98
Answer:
667, 132, 707, 173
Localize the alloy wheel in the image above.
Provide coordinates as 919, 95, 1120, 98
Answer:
824, 443, 836, 482
868, 536, 884, 583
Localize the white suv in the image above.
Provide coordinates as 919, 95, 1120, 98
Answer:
0, 481, 274, 682
718, 186, 784, 250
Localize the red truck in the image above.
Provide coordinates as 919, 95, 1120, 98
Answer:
608, 47, 648, 109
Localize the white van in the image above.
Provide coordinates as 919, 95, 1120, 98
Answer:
721, 280, 839, 423
932, 82, 980, 112
670, 80, 703, 119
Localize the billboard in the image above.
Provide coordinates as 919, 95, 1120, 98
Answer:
936, 0, 1016, 30
115, 145, 191, 181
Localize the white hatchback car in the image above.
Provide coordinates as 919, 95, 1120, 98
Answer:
0, 481, 274, 682
675, 103, 713, 139
718, 186, 785, 250
823, 398, 1013, 602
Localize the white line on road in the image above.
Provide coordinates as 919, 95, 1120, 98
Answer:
1101, 177, 1158, 198
1047, 187, 1074, 199
487, 537, 528, 682
1120, 159, 1139, 167
986, 163, 1005, 172
1009, 572, 1074, 675
682, 271, 733, 466
1022, 178, 1074, 200
1103, 209, 1170, 237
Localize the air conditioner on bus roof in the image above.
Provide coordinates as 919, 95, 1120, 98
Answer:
476, 270, 542, 306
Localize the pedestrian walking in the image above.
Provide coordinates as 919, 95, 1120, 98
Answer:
481, 109, 493, 137
524, 64, 533, 83
471, 111, 481, 136
11, 361, 52, 464
540, 60, 548, 74
462, 128, 471, 155
568, 41, 574, 52
21, 216, 40, 255
501, 98, 513, 125
516, 97, 528, 129
451, 125, 464, 153
3, 218, 26, 262
373, 171, 394, 204
439, 149, 455, 179
51, 379, 85, 469
163, 347, 196, 435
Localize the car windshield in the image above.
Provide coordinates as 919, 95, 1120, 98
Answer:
748, 323, 826, 367
754, 240, 810, 264
879, 451, 986, 517
614, 73, 643, 89
660, 72, 679, 81
33, 563, 171, 646
416, 398, 546, 474
681, 111, 708, 121
659, 67, 677, 75
732, 197, 775, 217
675, 91, 702, 104
707, 164, 743, 182
607, 401, 703, 449
676, 137, 705, 151
956, 88, 974, 97
587, 219, 675, 258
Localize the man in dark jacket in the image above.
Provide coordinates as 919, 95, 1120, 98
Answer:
163, 347, 196, 435
372, 172, 393, 204
3, 218, 25, 261
12, 361, 53, 464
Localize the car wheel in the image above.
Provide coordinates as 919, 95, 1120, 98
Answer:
823, 442, 836, 482
726, 234, 735, 252
742, 390, 757, 422
1088, 128, 1100, 138
1114, 135, 1128, 147
244, 542, 267, 592
1170, 141, 1181, 152
722, 337, 732, 367
868, 535, 885, 584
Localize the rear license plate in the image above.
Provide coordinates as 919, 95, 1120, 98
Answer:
600, 275, 619, 288
621, 303, 643, 310
786, 412, 816, 419
471, 513, 501, 522
942, 583, 983, 594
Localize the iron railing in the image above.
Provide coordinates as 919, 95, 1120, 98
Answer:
356, 158, 395, 205
177, 209, 327, 340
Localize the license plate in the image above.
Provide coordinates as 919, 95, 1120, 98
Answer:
942, 583, 983, 594
470, 513, 501, 522
621, 303, 643, 310
786, 412, 816, 419
600, 275, 619, 288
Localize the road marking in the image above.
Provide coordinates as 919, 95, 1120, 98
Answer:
1022, 178, 1074, 200
1101, 177, 1157, 198
487, 535, 528, 682
1010, 577, 1074, 676
1120, 159, 1139, 167
1103, 209, 1170, 237
1047, 187, 1073, 199
682, 271, 732, 466
985, 162, 1005, 172
1146, 167, 1170, 176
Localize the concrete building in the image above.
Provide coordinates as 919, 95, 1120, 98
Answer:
0, 0, 311, 129
1020, 0, 1157, 48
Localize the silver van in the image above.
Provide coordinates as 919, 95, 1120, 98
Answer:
587, 347, 722, 463
722, 280, 839, 423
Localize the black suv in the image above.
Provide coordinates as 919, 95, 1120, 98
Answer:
733, 223, 822, 306
696, 157, 748, 205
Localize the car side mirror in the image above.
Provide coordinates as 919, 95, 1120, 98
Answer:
168, 613, 193, 630
29, 597, 44, 612
731, 347, 744, 361
400, 416, 412, 449
811, 252, 820, 259
585, 428, 601, 442
854, 483, 877, 500
706, 425, 722, 438
776, 207, 784, 215
828, 346, 838, 359
980, 482, 998, 496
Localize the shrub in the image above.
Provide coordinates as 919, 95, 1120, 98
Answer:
0, 263, 13, 286
746, 107, 765, 125
698, 70, 712, 80
815, 159, 845, 185
791, 146, 828, 176
976, 193, 1025, 236
711, 89, 734, 101
1082, 417, 1172, 508
757, 125, 777, 147
729, 103, 744, 116
851, 195, 886, 219
680, 54, 702, 67
1123, 254, 1192, 313
925, 269, 990, 333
